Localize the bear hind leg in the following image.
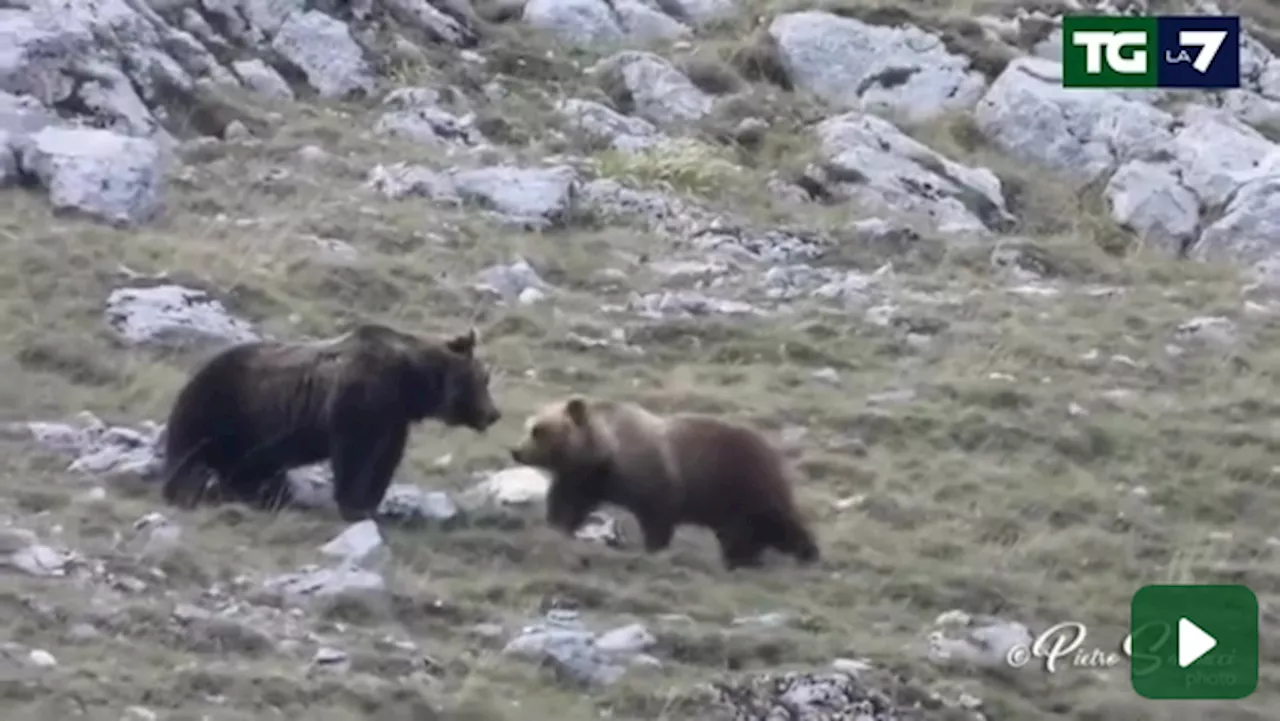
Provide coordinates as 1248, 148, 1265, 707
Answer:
634, 513, 675, 553
228, 471, 294, 513
220, 460, 294, 514
162, 460, 213, 509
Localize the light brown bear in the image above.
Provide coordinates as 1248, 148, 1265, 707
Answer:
509, 395, 820, 569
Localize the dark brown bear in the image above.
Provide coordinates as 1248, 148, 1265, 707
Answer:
509, 395, 819, 569
160, 323, 502, 521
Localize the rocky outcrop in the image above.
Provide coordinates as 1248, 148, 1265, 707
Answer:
19, 126, 167, 225
978, 56, 1280, 259
521, 0, 690, 47
367, 162, 580, 228
0, 0, 485, 222
590, 51, 714, 127
769, 11, 988, 123
810, 113, 1013, 235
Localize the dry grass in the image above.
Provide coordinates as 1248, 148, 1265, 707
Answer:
2, 0, 1280, 720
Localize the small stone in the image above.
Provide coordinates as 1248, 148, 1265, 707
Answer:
518, 286, 547, 304
811, 367, 839, 385
831, 657, 873, 674
115, 576, 148, 593
67, 623, 101, 643
378, 485, 459, 522
297, 145, 330, 164
121, 706, 158, 721
319, 520, 385, 567
934, 610, 971, 627
263, 564, 386, 605
27, 649, 57, 668
9, 543, 73, 577
473, 467, 552, 505
223, 120, 250, 140
313, 646, 349, 666
834, 494, 866, 510
133, 512, 169, 531
866, 388, 916, 405
594, 623, 656, 653
1175, 316, 1237, 347
732, 611, 790, 628
470, 623, 505, 639
172, 604, 213, 623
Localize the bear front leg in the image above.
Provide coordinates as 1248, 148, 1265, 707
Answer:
766, 513, 820, 565
714, 522, 767, 570
545, 479, 597, 535
328, 419, 409, 523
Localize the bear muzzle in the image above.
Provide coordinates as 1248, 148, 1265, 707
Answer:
465, 407, 502, 432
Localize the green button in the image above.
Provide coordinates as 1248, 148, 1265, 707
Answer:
1130, 584, 1258, 699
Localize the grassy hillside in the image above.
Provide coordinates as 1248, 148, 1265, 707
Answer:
0, 0, 1277, 719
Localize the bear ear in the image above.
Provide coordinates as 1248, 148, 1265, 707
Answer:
565, 396, 589, 426
445, 327, 478, 356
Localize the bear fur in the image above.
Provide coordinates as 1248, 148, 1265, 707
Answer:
160, 323, 502, 521
509, 395, 820, 569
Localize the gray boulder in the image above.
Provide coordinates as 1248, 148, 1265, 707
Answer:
975, 57, 1174, 185
522, 0, 625, 47
367, 162, 579, 229
104, 283, 259, 348
18, 126, 167, 226
812, 113, 1012, 235
769, 11, 987, 123
589, 51, 713, 127
271, 10, 375, 99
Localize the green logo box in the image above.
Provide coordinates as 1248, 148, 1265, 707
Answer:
1130, 584, 1259, 699
1062, 15, 1159, 88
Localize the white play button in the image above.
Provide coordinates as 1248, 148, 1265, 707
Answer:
1178, 617, 1218, 668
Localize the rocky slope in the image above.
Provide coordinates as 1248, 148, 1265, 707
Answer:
1, 0, 1280, 719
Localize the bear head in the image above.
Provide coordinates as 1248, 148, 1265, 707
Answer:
509, 396, 611, 475
421, 328, 502, 432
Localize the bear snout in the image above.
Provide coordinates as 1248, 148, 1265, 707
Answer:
467, 406, 501, 432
